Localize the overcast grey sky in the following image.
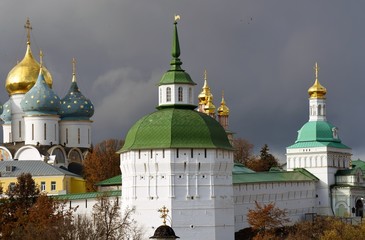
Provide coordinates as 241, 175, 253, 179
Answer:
0, 1, 364, 160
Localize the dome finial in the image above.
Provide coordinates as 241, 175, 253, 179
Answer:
170, 15, 182, 69
314, 62, 319, 81
39, 50, 43, 68
174, 14, 180, 23
24, 17, 32, 45
158, 206, 169, 225
308, 62, 327, 99
72, 58, 77, 82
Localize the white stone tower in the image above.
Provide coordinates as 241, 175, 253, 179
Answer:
119, 17, 235, 240
286, 62, 352, 215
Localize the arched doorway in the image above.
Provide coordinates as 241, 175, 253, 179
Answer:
356, 199, 363, 217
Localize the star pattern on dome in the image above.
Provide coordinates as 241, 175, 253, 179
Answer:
20, 68, 61, 114
59, 59, 94, 120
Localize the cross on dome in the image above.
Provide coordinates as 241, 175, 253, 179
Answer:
24, 18, 32, 44
158, 206, 169, 225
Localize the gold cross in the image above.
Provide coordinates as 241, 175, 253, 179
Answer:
314, 62, 319, 80
24, 18, 32, 44
174, 15, 180, 23
204, 69, 207, 81
158, 206, 169, 225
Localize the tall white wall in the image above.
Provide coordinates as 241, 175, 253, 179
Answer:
59, 120, 92, 148
120, 148, 235, 240
286, 147, 351, 215
23, 115, 60, 145
10, 94, 25, 142
2, 124, 11, 143
233, 181, 317, 230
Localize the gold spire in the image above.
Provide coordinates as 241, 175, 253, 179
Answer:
24, 17, 32, 45
308, 62, 327, 99
5, 18, 53, 95
218, 90, 230, 116
158, 206, 169, 225
198, 69, 213, 104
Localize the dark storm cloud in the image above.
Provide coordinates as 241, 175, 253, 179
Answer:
0, 1, 363, 160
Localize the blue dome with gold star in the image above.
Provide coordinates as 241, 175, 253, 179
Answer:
0, 100, 11, 124
59, 63, 94, 120
20, 68, 61, 115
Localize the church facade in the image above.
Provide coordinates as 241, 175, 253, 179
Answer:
0, 19, 94, 193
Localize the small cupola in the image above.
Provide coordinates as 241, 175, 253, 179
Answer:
158, 16, 196, 109
59, 58, 94, 120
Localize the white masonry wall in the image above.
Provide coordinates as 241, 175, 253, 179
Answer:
233, 180, 317, 231
120, 148, 235, 240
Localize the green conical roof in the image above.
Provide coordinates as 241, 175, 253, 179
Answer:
159, 21, 196, 86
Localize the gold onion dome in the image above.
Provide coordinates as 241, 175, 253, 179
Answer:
198, 70, 213, 104
204, 95, 216, 114
308, 62, 326, 99
218, 92, 229, 116
5, 19, 52, 96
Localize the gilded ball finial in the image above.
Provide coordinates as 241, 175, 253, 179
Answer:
174, 15, 180, 23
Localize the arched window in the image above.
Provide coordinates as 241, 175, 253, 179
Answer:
178, 87, 183, 102
166, 87, 171, 102
318, 105, 322, 115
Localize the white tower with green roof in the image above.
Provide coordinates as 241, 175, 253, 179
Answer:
286, 63, 351, 215
119, 17, 235, 240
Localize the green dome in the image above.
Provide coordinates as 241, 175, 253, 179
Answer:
119, 107, 233, 152
296, 121, 339, 143
288, 120, 350, 149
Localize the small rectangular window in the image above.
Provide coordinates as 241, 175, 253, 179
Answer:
19, 121, 21, 138
78, 128, 81, 144
44, 123, 47, 140
176, 149, 179, 158
51, 181, 56, 191
32, 124, 34, 140
66, 128, 69, 144
41, 181, 46, 191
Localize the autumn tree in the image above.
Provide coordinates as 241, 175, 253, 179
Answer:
247, 201, 289, 239
84, 139, 124, 191
286, 216, 365, 240
233, 138, 254, 164
0, 173, 74, 239
245, 144, 279, 172
71, 195, 142, 240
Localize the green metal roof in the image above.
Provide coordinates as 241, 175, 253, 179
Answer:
233, 168, 318, 184
288, 120, 350, 149
352, 160, 365, 171
95, 175, 122, 186
119, 107, 233, 152
55, 190, 121, 201
233, 163, 255, 173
